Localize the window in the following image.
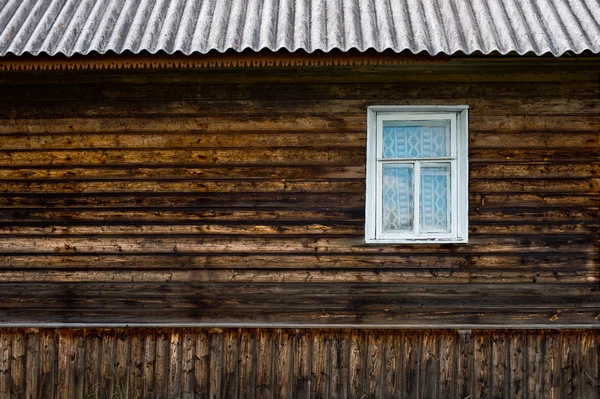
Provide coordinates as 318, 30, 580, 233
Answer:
365, 106, 469, 243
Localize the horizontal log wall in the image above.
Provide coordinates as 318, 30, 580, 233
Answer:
1, 328, 599, 399
0, 58, 599, 326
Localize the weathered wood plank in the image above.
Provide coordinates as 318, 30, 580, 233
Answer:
222, 329, 239, 399
0, 165, 365, 181
9, 331, 24, 399
141, 332, 156, 399
194, 329, 209, 398
128, 332, 144, 399
404, 330, 420, 399
0, 331, 10, 398
208, 330, 223, 399
112, 331, 129, 399
559, 331, 575, 398
167, 332, 182, 399
24, 331, 39, 399
311, 333, 329, 399
421, 330, 440, 399
293, 330, 311, 398
84, 331, 100, 399
525, 332, 543, 399
2, 96, 599, 119
1, 254, 595, 275
1, 220, 599, 237
0, 132, 365, 150
381, 330, 399, 399
457, 331, 473, 399
490, 332, 508, 398
274, 330, 292, 399
0, 148, 365, 166
181, 331, 194, 399
2, 80, 597, 103
542, 331, 558, 399
0, 236, 596, 255
580, 331, 598, 399
255, 330, 273, 399
0, 192, 365, 209
56, 329, 74, 398
153, 332, 169, 398
238, 330, 255, 399
2, 267, 597, 286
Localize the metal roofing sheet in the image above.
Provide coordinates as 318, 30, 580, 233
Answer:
0, 0, 599, 57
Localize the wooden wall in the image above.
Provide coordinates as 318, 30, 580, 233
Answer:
0, 57, 598, 326
1, 328, 599, 399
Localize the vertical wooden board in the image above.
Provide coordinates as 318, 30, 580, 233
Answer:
113, 330, 130, 399
579, 330, 596, 399
24, 331, 40, 399
181, 330, 196, 399
292, 329, 312, 399
142, 331, 156, 399
84, 330, 100, 399
473, 331, 491, 399
56, 330, 72, 399
208, 330, 223, 399
335, 330, 350, 399
311, 331, 329, 399
490, 332, 508, 399
421, 330, 440, 399
595, 331, 600, 399
457, 330, 473, 399
348, 330, 364, 398
439, 331, 457, 398
255, 329, 273, 399
195, 330, 210, 398
542, 331, 558, 399
274, 329, 292, 399
329, 331, 341, 399
381, 330, 400, 398
10, 331, 25, 399
0, 331, 10, 398
508, 331, 525, 399
71, 330, 86, 399
238, 330, 255, 399
526, 331, 543, 399
404, 331, 421, 399
153, 331, 170, 398
222, 329, 239, 399
168, 331, 182, 399
99, 331, 116, 399
128, 331, 144, 399
365, 331, 383, 398
39, 330, 56, 399
560, 331, 577, 398
398, 331, 409, 399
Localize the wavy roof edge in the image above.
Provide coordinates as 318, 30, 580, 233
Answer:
1, 0, 599, 58
4, 45, 600, 58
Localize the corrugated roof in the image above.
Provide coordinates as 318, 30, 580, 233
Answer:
0, 0, 599, 57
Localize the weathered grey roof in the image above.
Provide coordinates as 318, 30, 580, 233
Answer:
0, 0, 599, 57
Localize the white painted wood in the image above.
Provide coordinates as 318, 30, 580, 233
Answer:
365, 105, 469, 244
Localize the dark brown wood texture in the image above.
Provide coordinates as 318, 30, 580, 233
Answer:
1, 328, 599, 399
0, 57, 599, 326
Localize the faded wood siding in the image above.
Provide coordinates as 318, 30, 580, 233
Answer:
1, 328, 599, 399
0, 58, 599, 326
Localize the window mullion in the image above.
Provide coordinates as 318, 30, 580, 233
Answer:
414, 161, 420, 236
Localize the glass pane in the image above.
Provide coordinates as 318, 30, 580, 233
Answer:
420, 164, 451, 232
382, 165, 414, 232
383, 120, 450, 158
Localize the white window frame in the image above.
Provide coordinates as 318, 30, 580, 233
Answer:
365, 105, 469, 244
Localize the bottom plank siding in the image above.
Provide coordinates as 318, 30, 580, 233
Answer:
0, 328, 598, 398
